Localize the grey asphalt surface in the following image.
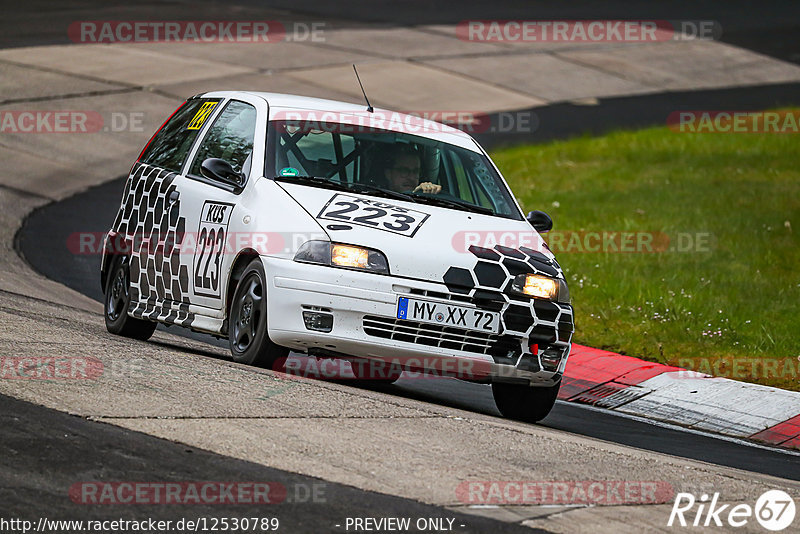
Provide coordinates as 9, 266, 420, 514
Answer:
0, 393, 546, 533
247, 0, 800, 66
3, 0, 799, 65
471, 82, 800, 149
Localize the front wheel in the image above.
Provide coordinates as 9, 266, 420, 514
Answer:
492, 381, 560, 423
228, 259, 289, 368
104, 256, 157, 340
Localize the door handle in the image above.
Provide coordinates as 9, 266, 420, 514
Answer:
168, 190, 180, 204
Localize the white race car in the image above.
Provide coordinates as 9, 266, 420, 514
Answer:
101, 91, 573, 422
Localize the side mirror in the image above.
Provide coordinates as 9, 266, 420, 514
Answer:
200, 158, 245, 189
526, 210, 553, 233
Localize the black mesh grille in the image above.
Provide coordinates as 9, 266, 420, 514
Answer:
363, 315, 521, 358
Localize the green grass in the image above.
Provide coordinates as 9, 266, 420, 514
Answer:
491, 118, 800, 390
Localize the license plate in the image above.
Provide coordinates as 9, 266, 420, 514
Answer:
396, 297, 500, 334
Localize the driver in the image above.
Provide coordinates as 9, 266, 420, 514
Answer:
384, 145, 442, 194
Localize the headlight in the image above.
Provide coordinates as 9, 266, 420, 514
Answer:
294, 241, 389, 274
332, 244, 369, 269
512, 273, 569, 303
513, 274, 558, 299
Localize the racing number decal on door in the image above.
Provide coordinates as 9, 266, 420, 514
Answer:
317, 194, 430, 237
193, 201, 233, 298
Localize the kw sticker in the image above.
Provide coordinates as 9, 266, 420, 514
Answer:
187, 101, 218, 130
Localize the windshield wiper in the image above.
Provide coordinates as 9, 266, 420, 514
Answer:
274, 177, 489, 216
346, 183, 415, 202
273, 175, 349, 191
274, 175, 421, 203
408, 193, 494, 215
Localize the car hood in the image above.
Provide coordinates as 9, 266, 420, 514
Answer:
277, 181, 558, 285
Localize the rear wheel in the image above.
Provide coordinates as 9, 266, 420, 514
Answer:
228, 259, 289, 368
104, 256, 157, 340
492, 381, 560, 423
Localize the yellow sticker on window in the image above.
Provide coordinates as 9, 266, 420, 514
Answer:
187, 101, 218, 130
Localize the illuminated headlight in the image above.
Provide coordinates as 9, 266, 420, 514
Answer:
512, 273, 570, 303
332, 244, 369, 269
294, 241, 389, 274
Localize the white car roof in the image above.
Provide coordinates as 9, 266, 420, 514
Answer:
198, 90, 483, 152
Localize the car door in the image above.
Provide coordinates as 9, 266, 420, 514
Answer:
122, 96, 223, 325
176, 95, 265, 312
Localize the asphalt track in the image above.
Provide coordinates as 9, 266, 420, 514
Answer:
0, 393, 544, 533
17, 81, 800, 483
3, 0, 800, 65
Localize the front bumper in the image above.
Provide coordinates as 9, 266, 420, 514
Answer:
264, 256, 573, 386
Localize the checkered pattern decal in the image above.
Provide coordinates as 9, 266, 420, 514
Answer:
443, 245, 573, 368
111, 162, 195, 327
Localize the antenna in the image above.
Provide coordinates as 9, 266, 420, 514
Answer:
352, 64, 374, 113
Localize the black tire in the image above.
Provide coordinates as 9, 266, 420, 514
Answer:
228, 259, 289, 368
104, 255, 157, 341
492, 381, 561, 423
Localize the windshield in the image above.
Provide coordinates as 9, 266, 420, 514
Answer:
266, 119, 523, 220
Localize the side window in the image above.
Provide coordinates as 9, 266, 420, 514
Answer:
140, 99, 221, 172
189, 100, 257, 179
291, 132, 336, 166
274, 125, 356, 181
447, 150, 478, 204
457, 150, 510, 212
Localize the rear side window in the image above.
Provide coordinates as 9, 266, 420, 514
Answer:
139, 98, 221, 173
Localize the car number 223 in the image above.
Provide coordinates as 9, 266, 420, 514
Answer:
317, 194, 430, 237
